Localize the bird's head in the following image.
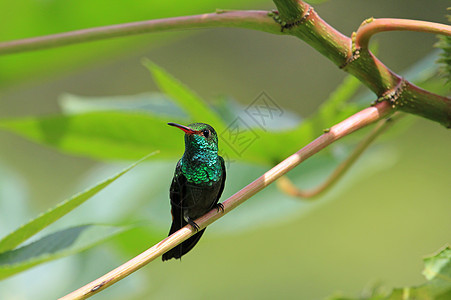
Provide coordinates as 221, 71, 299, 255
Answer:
168, 122, 219, 153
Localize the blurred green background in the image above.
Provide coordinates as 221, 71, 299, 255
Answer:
0, 0, 450, 299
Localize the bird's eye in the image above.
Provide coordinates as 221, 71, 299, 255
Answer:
202, 129, 210, 138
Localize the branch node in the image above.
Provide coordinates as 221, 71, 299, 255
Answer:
339, 31, 362, 69
339, 47, 361, 69
376, 78, 407, 108
267, 10, 278, 17
272, 6, 313, 32
90, 278, 112, 294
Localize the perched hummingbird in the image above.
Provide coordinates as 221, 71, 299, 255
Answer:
162, 122, 226, 261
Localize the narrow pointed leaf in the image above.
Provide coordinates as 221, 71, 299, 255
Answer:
0, 152, 156, 253
59, 92, 188, 118
143, 59, 225, 129
317, 75, 361, 127
0, 112, 173, 160
0, 224, 128, 280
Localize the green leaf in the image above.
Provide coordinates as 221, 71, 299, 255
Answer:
210, 74, 364, 164
0, 152, 156, 253
328, 246, 451, 300
266, 75, 363, 158
0, 224, 127, 280
0, 112, 172, 160
386, 247, 451, 299
314, 74, 362, 117
0, 66, 365, 164
59, 92, 187, 119
423, 246, 451, 281
317, 75, 361, 127
143, 59, 226, 129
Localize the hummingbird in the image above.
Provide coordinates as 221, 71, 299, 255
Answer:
162, 122, 226, 261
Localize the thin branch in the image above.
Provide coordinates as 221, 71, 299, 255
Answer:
355, 18, 451, 49
277, 112, 403, 199
59, 101, 393, 300
0, 11, 280, 55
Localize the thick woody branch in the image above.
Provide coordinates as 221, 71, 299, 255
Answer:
59, 101, 392, 300
272, 0, 450, 127
274, 0, 350, 65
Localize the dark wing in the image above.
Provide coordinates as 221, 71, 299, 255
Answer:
212, 156, 226, 207
162, 161, 206, 261
168, 160, 185, 210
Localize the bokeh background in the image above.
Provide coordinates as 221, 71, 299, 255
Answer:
0, 0, 450, 299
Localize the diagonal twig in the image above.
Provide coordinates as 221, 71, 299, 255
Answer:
277, 112, 403, 199
59, 101, 392, 300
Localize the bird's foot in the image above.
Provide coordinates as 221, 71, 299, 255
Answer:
214, 203, 225, 213
186, 217, 200, 232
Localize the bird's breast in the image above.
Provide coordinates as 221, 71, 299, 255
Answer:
181, 158, 222, 185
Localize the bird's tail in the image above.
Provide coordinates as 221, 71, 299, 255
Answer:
162, 219, 206, 261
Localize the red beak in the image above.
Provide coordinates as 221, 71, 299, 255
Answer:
168, 122, 199, 135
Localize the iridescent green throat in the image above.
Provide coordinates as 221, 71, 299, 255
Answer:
180, 134, 222, 185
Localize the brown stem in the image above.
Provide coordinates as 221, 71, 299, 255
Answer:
355, 18, 451, 49
59, 101, 393, 300
274, 0, 351, 66
277, 112, 402, 198
0, 11, 280, 55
